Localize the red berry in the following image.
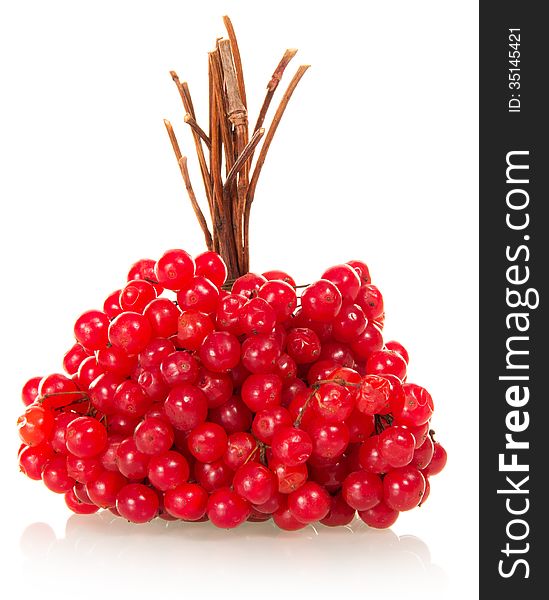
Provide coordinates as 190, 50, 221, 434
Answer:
301, 280, 342, 322
356, 375, 392, 416
262, 270, 296, 287
116, 437, 150, 480
215, 293, 246, 335
223, 432, 257, 470
208, 396, 253, 434
134, 417, 175, 455
187, 422, 228, 463
164, 384, 208, 432
154, 249, 195, 291
86, 470, 127, 508
17, 405, 54, 447
379, 425, 416, 467
238, 297, 276, 335
74, 310, 110, 351
195, 368, 233, 408
358, 501, 399, 529
252, 406, 292, 444
195, 251, 228, 287
108, 312, 152, 355
241, 334, 281, 374
120, 280, 157, 313
271, 427, 313, 466
269, 459, 308, 494
103, 289, 123, 319
312, 382, 354, 422
241, 373, 282, 412
64, 489, 99, 514
117, 483, 159, 523
164, 482, 208, 520
112, 380, 152, 417
286, 328, 321, 364
342, 470, 383, 511
422, 442, 447, 476
355, 284, 384, 321
194, 458, 234, 492
394, 384, 435, 427
65, 417, 108, 458
306, 420, 350, 460
366, 350, 407, 381
42, 456, 75, 493
411, 435, 434, 470
199, 331, 241, 373
177, 276, 220, 313
66, 454, 102, 484
385, 340, 409, 364
358, 435, 390, 474
273, 498, 307, 531
231, 273, 267, 299
346, 260, 371, 285
18, 444, 55, 480
160, 351, 200, 387
350, 323, 384, 360
332, 302, 367, 343
144, 298, 180, 338
287, 481, 330, 523
258, 280, 297, 322
148, 451, 190, 491
207, 487, 250, 528
233, 462, 277, 505
96, 346, 136, 377
320, 492, 356, 527
21, 376, 42, 407
63, 343, 90, 376
321, 264, 361, 301
383, 466, 426, 511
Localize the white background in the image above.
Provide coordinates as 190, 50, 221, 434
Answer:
0, 1, 478, 599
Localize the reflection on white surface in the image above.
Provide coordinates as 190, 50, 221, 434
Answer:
20, 515, 447, 599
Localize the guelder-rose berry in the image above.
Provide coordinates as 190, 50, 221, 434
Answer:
287, 481, 331, 523
74, 310, 110, 351
164, 482, 208, 521
301, 280, 342, 322
154, 249, 195, 291
233, 462, 277, 504
187, 422, 228, 463
108, 312, 152, 355
116, 483, 159, 523
341, 470, 383, 511
65, 417, 108, 458
207, 487, 251, 528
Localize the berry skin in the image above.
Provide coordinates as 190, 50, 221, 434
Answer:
241, 334, 281, 375
108, 312, 152, 355
113, 380, 152, 417
187, 422, 228, 463
350, 323, 384, 361
345, 409, 375, 443
273, 499, 307, 531
196, 368, 233, 408
194, 458, 234, 492
148, 451, 190, 491
19, 444, 55, 480
177, 276, 220, 314
208, 396, 253, 434
160, 352, 200, 387
139, 338, 176, 369
271, 427, 313, 466
64, 489, 99, 514
286, 328, 321, 364
358, 435, 390, 474
422, 442, 447, 476
269, 459, 308, 494
154, 249, 195, 291
65, 417, 108, 458
307, 420, 350, 460
411, 435, 434, 470
17, 405, 54, 447
144, 298, 180, 338
177, 310, 215, 351
301, 280, 343, 322
395, 384, 435, 427
215, 293, 246, 335
74, 310, 110, 351
21, 376, 42, 406
312, 382, 354, 422
342, 470, 383, 511
320, 492, 356, 527
76, 357, 106, 391
356, 375, 392, 416
63, 343, 90, 376
86, 470, 127, 508
332, 302, 367, 343
66, 455, 102, 484
164, 482, 208, 520
384, 340, 409, 364
355, 284, 384, 321
321, 264, 362, 301
116, 483, 159, 523
223, 432, 258, 470
134, 417, 175, 455
116, 437, 150, 480
128, 258, 163, 293
238, 297, 276, 335
258, 280, 297, 322
379, 425, 416, 468
120, 280, 157, 313
42, 457, 75, 493
50, 412, 79, 454
252, 406, 293, 444
164, 384, 208, 432
207, 488, 251, 529
366, 350, 407, 381
346, 260, 371, 285
195, 251, 228, 287
383, 466, 426, 511
262, 270, 296, 287
103, 289, 124, 319
96, 346, 136, 377
231, 273, 267, 299
241, 373, 283, 412
287, 481, 331, 523
358, 501, 399, 529
233, 462, 278, 504
199, 331, 241, 373
38, 373, 80, 410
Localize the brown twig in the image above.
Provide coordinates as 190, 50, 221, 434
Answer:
164, 119, 213, 250
184, 114, 211, 150
223, 15, 247, 108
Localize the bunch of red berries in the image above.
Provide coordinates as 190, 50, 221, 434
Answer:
17, 250, 447, 530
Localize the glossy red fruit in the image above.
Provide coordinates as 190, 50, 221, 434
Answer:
38, 373, 81, 410
241, 373, 283, 412
383, 466, 426, 511
287, 481, 331, 523
103, 289, 124, 319
18, 444, 55, 480
199, 331, 241, 373
233, 462, 278, 505
65, 417, 108, 458
86, 470, 127, 508
66, 455, 102, 484
320, 492, 356, 526
366, 350, 407, 381
411, 435, 435, 470
187, 422, 228, 463
321, 264, 362, 301
42, 456, 75, 493
262, 270, 296, 287
312, 382, 354, 422
359, 501, 399, 529
160, 351, 199, 387
164, 384, 208, 432
215, 293, 246, 335
231, 273, 267, 299
223, 432, 257, 470
17, 405, 54, 447
208, 396, 253, 434
148, 451, 190, 491
64, 488, 100, 514
269, 459, 308, 494
342, 470, 383, 511
74, 310, 110, 351
350, 323, 384, 360
164, 482, 209, 520
358, 435, 390, 474
379, 425, 416, 468
154, 249, 195, 291
195, 368, 233, 408
241, 334, 281, 374
63, 343, 90, 376
271, 427, 313, 466
356, 375, 392, 416
21, 376, 42, 407
116, 437, 150, 480
394, 384, 435, 427
286, 328, 321, 364
346, 260, 371, 285
355, 284, 384, 321
177, 276, 220, 314
134, 417, 175, 455
252, 406, 293, 444
120, 280, 157, 314
117, 483, 159, 523
273, 499, 307, 531
301, 280, 343, 322
258, 280, 297, 322
384, 340, 409, 364
422, 442, 447, 476
207, 487, 251, 528
307, 420, 350, 460
345, 409, 375, 443
194, 458, 234, 492
108, 312, 152, 355
195, 251, 228, 287
112, 380, 151, 417
332, 302, 367, 343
